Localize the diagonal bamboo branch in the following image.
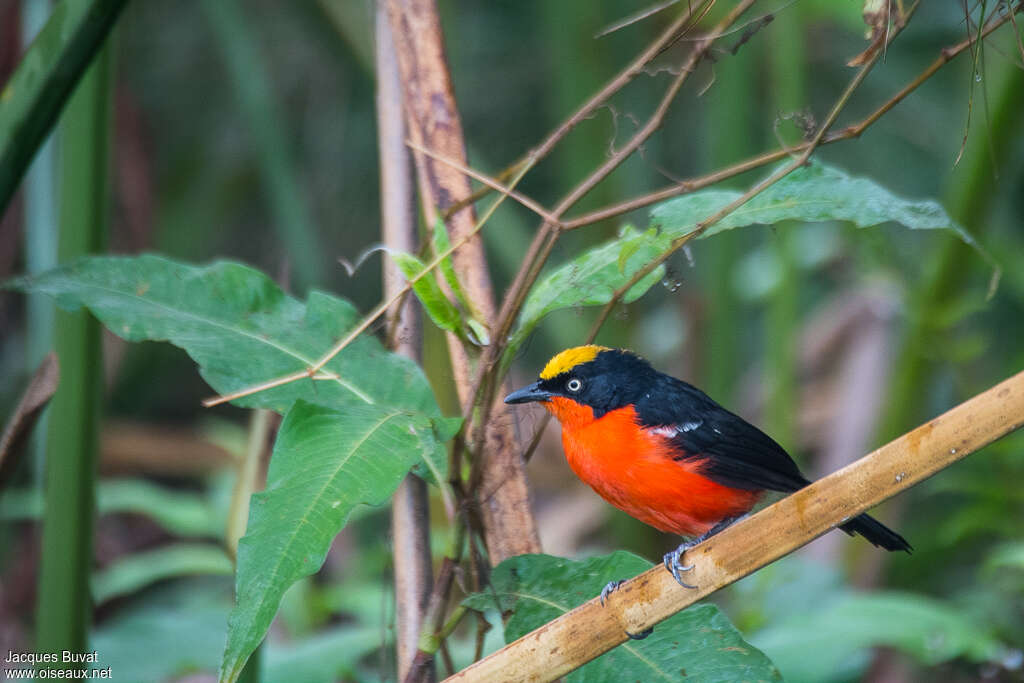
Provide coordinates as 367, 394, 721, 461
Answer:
445, 368, 1024, 683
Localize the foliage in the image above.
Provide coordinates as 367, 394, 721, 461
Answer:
10, 254, 439, 414
221, 400, 449, 681
10, 255, 456, 680
465, 552, 782, 682
729, 556, 1011, 683
511, 161, 982, 359
3, 2, 1023, 682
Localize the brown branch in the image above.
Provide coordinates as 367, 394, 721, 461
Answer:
484, 0, 750, 367
583, 1, 919, 338
377, 6, 434, 680
441, 0, 715, 220
385, 0, 541, 570
446, 369, 1024, 683
561, 0, 1022, 231
0, 353, 59, 490
466, 1, 756, 476
405, 139, 563, 226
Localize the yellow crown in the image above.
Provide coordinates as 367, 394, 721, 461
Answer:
539, 345, 611, 379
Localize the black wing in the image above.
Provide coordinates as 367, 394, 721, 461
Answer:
635, 375, 809, 493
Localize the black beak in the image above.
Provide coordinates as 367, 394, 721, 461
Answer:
504, 381, 553, 405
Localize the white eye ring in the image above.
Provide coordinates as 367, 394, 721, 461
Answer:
566, 378, 582, 392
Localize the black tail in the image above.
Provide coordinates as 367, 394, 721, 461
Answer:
839, 513, 912, 552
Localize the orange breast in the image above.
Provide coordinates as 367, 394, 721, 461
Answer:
546, 399, 760, 537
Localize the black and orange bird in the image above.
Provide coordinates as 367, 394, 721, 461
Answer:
505, 346, 910, 601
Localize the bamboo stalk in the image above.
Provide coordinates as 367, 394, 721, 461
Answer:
35, 43, 112, 671
445, 369, 1024, 683
0, 0, 127, 214
377, 5, 434, 680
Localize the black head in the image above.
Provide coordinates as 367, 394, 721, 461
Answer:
504, 346, 659, 418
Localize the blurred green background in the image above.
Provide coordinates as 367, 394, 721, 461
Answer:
1, 1, 1023, 681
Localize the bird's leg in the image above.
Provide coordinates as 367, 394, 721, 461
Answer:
663, 515, 746, 588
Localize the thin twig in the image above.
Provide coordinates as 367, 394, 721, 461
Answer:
466, 1, 755, 469
200, 158, 533, 409
442, 0, 714, 220
406, 139, 563, 226
583, 2, 917, 340
559, 0, 1021, 230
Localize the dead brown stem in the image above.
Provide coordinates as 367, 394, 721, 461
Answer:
377, 6, 434, 680
384, 0, 541, 571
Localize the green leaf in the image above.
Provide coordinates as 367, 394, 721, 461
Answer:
431, 219, 490, 345
651, 161, 982, 248
750, 592, 1006, 683
0, 0, 128, 213
431, 218, 472, 313
388, 250, 463, 334
510, 226, 668, 359
985, 542, 1024, 572
10, 254, 438, 415
92, 585, 231, 682
0, 479, 225, 538
263, 625, 383, 682
92, 544, 233, 604
464, 552, 781, 683
220, 400, 449, 682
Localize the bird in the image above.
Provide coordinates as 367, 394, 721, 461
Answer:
505, 345, 910, 629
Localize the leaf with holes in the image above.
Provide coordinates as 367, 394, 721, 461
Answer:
219, 400, 449, 682
464, 552, 781, 683
9, 254, 437, 414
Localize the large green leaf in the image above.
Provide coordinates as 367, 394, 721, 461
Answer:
10, 254, 437, 415
651, 161, 981, 246
509, 226, 668, 359
750, 591, 1007, 683
509, 162, 989, 357
464, 552, 781, 682
220, 400, 449, 682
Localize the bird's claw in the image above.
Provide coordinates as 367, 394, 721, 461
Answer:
663, 544, 696, 589
626, 626, 654, 640
600, 579, 626, 606
600, 579, 653, 639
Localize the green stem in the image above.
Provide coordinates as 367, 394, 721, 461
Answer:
0, 0, 127, 214
21, 0, 60, 483
35, 42, 111, 669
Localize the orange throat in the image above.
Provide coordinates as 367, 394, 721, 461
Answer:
544, 399, 760, 538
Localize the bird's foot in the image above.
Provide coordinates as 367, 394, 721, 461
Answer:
663, 541, 697, 589
600, 579, 626, 606
600, 579, 653, 639
625, 626, 654, 640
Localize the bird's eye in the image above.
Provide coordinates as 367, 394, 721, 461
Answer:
566, 378, 582, 392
